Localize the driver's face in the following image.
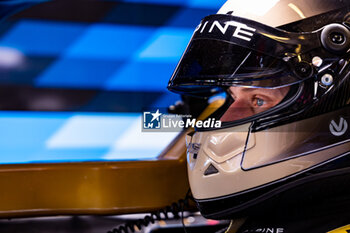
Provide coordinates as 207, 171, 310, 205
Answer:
220, 86, 290, 122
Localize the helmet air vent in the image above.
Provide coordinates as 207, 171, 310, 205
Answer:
204, 164, 219, 176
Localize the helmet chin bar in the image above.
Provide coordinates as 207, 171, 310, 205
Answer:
196, 161, 350, 219
188, 106, 350, 219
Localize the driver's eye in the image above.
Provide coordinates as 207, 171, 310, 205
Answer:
256, 98, 265, 107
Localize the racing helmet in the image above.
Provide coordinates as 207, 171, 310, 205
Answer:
168, 0, 350, 219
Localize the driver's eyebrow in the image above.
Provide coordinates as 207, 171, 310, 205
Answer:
228, 87, 283, 101
240, 88, 272, 93
239, 88, 256, 92
240, 88, 283, 97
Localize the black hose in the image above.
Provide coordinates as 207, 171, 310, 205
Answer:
107, 190, 193, 233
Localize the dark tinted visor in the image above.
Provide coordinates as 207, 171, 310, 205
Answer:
168, 14, 321, 96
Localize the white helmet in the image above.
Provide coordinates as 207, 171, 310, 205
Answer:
168, 0, 350, 219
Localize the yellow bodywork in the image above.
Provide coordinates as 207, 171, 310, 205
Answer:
327, 225, 350, 233
0, 100, 224, 218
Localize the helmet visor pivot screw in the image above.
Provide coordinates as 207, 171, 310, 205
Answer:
312, 56, 323, 67
330, 32, 346, 44
321, 74, 334, 86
